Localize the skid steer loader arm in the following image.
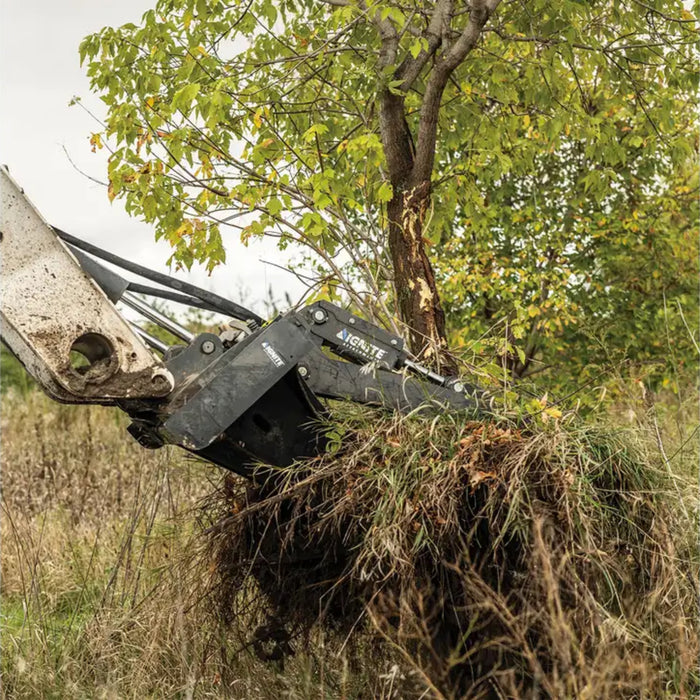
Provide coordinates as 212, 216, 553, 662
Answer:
0, 167, 173, 403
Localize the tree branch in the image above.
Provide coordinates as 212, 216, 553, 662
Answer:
412, 0, 503, 184
395, 0, 454, 92
370, 3, 413, 185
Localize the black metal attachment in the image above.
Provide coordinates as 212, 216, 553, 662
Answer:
63, 230, 484, 479
56, 228, 263, 325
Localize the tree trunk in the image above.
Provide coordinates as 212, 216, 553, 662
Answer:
373, 0, 501, 373
387, 180, 457, 375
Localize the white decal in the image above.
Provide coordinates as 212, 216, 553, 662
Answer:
335, 328, 387, 361
261, 341, 286, 368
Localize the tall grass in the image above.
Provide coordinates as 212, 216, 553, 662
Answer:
1, 386, 697, 698
0, 391, 392, 698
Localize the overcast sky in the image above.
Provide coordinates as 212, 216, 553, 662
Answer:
0, 0, 303, 316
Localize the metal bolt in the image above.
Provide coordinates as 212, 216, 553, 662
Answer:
151, 373, 172, 391
390, 339, 398, 346
298, 365, 309, 378
312, 309, 327, 324
201, 340, 216, 354
348, 317, 356, 325
452, 381, 464, 393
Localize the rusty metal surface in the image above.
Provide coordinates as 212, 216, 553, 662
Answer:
0, 167, 173, 403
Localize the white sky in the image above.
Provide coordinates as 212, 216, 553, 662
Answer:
0, 0, 304, 316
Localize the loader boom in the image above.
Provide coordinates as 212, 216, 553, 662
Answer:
0, 168, 174, 403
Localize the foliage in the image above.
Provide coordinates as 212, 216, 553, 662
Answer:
79, 1, 698, 378
436, 16, 699, 383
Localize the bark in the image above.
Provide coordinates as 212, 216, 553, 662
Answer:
379, 91, 456, 372
387, 182, 455, 373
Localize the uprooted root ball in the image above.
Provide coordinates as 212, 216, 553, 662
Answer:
203, 407, 698, 698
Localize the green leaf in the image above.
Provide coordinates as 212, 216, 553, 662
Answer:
267, 197, 283, 217
303, 124, 329, 143
409, 39, 422, 59
172, 83, 200, 112
376, 181, 393, 203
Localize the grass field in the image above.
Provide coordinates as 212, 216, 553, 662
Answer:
1, 384, 697, 698
0, 391, 409, 698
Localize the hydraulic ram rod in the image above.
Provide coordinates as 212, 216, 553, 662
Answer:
121, 292, 194, 344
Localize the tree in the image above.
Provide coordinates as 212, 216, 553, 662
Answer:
80, 0, 698, 375
440, 144, 698, 390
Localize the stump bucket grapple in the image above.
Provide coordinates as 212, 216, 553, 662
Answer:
0, 168, 482, 478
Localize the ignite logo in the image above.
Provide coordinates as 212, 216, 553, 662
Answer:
261, 341, 285, 368
336, 328, 387, 361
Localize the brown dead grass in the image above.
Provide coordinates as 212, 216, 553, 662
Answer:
0, 391, 408, 698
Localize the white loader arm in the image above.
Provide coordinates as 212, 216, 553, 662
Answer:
0, 167, 173, 404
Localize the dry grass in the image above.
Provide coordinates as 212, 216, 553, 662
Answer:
204, 404, 699, 699
0, 391, 396, 698
1, 389, 697, 698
